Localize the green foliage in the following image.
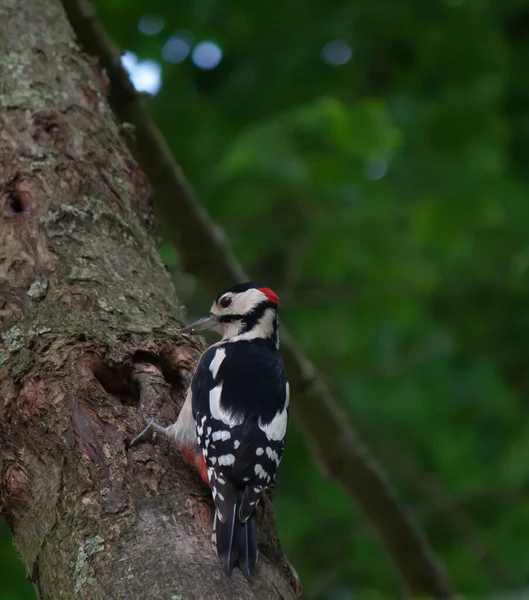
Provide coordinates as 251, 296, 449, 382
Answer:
4, 0, 529, 597
0, 519, 33, 599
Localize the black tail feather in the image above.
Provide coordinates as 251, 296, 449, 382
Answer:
216, 503, 239, 576
215, 491, 258, 583
238, 513, 258, 582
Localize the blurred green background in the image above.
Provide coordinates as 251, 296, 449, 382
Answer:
4, 0, 529, 597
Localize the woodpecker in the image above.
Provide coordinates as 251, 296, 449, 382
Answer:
133, 282, 289, 582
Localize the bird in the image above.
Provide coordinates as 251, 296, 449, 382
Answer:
132, 282, 289, 582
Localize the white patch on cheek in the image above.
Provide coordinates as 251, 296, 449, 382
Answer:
231, 289, 268, 315
221, 320, 244, 339
253, 308, 276, 338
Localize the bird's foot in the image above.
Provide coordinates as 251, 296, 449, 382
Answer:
129, 411, 168, 447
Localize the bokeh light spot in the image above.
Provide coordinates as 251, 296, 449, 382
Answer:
121, 51, 138, 74
135, 64, 163, 96
121, 51, 162, 95
138, 15, 165, 36
191, 41, 223, 70
365, 157, 388, 180
162, 36, 191, 64
321, 41, 352, 66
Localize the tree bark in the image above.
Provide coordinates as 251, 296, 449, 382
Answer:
0, 1, 298, 598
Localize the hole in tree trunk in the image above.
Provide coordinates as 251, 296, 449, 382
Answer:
92, 361, 138, 406
134, 350, 187, 394
9, 193, 24, 214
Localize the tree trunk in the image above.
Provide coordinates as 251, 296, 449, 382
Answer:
0, 1, 298, 598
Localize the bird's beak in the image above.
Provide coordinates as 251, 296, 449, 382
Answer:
180, 313, 219, 334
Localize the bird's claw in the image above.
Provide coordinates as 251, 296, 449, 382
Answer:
129, 416, 167, 448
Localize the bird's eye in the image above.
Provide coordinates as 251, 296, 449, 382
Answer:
219, 295, 232, 309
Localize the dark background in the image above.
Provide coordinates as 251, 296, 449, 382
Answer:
3, 0, 529, 598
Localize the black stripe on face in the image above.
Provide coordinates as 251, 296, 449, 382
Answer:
217, 301, 277, 332
239, 302, 277, 334
218, 314, 243, 323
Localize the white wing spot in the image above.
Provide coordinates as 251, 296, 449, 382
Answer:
254, 464, 267, 478
212, 430, 231, 442
253, 487, 260, 493
210, 456, 217, 465
256, 447, 264, 456
218, 454, 235, 466
233, 440, 240, 449
209, 384, 245, 427
209, 347, 226, 379
217, 491, 224, 501
259, 405, 287, 441
207, 427, 212, 435
266, 447, 279, 462
217, 476, 226, 484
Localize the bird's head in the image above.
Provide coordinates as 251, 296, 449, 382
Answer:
181, 282, 280, 345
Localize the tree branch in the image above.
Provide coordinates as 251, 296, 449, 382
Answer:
60, 0, 455, 596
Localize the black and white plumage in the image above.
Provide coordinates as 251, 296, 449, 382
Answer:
168, 282, 289, 581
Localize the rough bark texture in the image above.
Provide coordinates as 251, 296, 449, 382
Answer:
0, 1, 298, 598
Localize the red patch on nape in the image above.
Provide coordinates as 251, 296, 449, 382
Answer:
259, 287, 279, 306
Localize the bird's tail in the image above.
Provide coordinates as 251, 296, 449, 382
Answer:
215, 489, 258, 583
